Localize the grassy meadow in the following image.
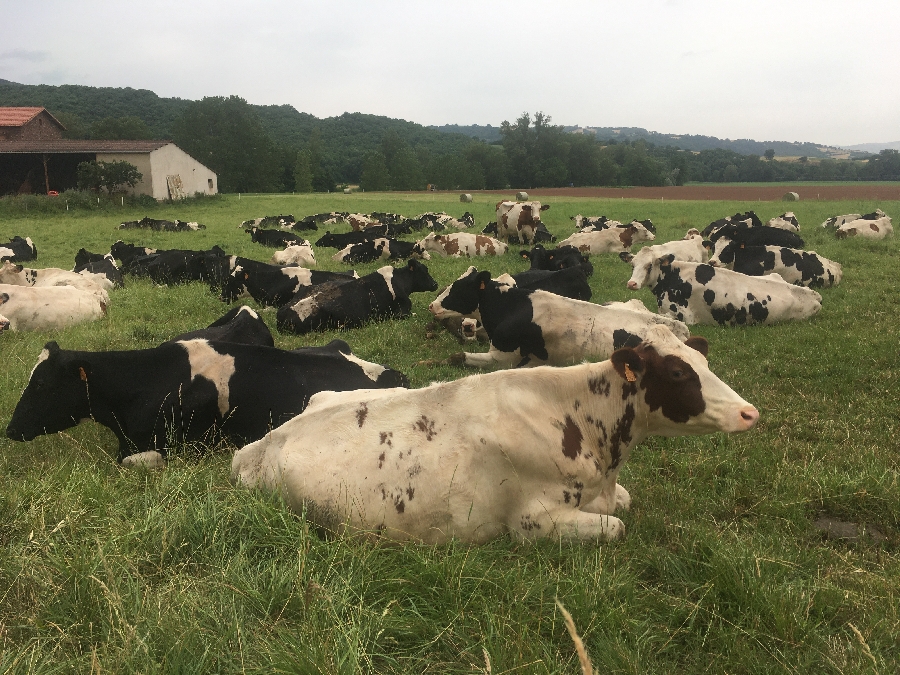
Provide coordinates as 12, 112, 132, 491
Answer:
0, 191, 898, 673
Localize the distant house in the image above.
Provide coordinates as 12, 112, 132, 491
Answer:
0, 107, 217, 199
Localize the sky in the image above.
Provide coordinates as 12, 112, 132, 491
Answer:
1, 0, 898, 147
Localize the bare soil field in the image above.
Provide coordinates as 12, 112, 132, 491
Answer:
475, 184, 900, 201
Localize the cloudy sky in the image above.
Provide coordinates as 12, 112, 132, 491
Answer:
2, 0, 897, 147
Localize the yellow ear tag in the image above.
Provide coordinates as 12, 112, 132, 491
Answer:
623, 363, 637, 382
79, 367, 88, 382
479, 281, 485, 290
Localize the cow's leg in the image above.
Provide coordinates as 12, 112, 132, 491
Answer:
552, 510, 625, 541
579, 483, 630, 515
121, 450, 166, 469
447, 348, 519, 369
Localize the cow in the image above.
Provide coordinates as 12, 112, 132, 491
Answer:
128, 246, 229, 286
6, 339, 410, 466
315, 228, 388, 249
709, 244, 842, 288
240, 215, 296, 229
521, 244, 593, 276
246, 226, 309, 248
622, 233, 708, 290
408, 212, 474, 232
231, 325, 759, 543
643, 257, 822, 326
118, 217, 205, 231
166, 305, 275, 347
271, 243, 317, 267
571, 215, 612, 231
0, 261, 112, 300
705, 225, 805, 264
558, 221, 655, 255
276, 259, 439, 334
425, 316, 489, 344
426, 268, 689, 368
501, 266, 592, 301
110, 241, 158, 271
483, 220, 555, 243
417, 232, 508, 257
72, 254, 124, 289
0, 236, 37, 262
835, 212, 893, 240
220, 258, 358, 307
297, 212, 350, 229
331, 239, 430, 264
348, 213, 381, 231
821, 213, 865, 229
496, 201, 550, 244
766, 212, 800, 232
0, 284, 107, 331
700, 211, 763, 237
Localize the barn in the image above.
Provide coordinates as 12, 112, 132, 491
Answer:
0, 107, 217, 199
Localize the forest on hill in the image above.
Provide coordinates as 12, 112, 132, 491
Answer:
2, 81, 898, 193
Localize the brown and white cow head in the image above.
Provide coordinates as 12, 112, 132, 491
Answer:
609, 325, 758, 436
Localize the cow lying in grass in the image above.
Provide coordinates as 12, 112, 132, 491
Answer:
0, 285, 107, 331
231, 325, 759, 543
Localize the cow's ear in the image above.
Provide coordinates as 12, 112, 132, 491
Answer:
684, 336, 709, 357
540, 204, 550, 211
611, 348, 644, 382
619, 252, 633, 263
475, 270, 492, 290
43, 341, 61, 359
657, 254, 674, 268
15, 264, 24, 272
702, 240, 712, 250
520, 250, 530, 260
0, 292, 8, 306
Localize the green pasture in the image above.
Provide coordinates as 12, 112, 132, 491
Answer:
0, 192, 898, 673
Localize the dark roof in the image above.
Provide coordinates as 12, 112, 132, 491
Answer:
0, 139, 172, 154
0, 107, 66, 129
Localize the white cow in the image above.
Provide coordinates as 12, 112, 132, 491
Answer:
0, 284, 107, 331
232, 325, 759, 543
0, 262, 111, 302
558, 221, 655, 254
835, 213, 893, 240
417, 232, 508, 257
271, 244, 317, 267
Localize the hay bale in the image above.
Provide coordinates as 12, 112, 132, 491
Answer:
459, 193, 473, 203
516, 191, 529, 201
783, 191, 800, 202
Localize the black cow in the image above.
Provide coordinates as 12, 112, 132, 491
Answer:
315, 228, 388, 249
6, 339, 409, 464
166, 305, 275, 346
277, 259, 438, 334
508, 266, 592, 300
332, 238, 429, 264
118, 217, 205, 231
246, 226, 309, 248
220, 258, 358, 307
128, 246, 229, 285
0, 236, 37, 262
520, 244, 594, 276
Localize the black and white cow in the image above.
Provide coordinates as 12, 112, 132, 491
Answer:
0, 236, 37, 262
6, 339, 409, 465
644, 257, 822, 326
166, 306, 275, 347
521, 244, 594, 276
0, 284, 107, 331
570, 215, 612, 231
821, 213, 864, 229
277, 259, 438, 334
72, 253, 125, 289
232, 325, 759, 543
766, 212, 800, 232
622, 232, 708, 290
315, 228, 388, 249
118, 217, 205, 231
246, 226, 309, 248
708, 243, 842, 287
835, 212, 893, 240
426, 268, 689, 368
700, 211, 763, 237
0, 261, 112, 299
128, 246, 229, 286
503, 266, 593, 301
332, 238, 431, 264
220, 258, 358, 307
705, 225, 805, 263
558, 221, 656, 254
241, 215, 296, 229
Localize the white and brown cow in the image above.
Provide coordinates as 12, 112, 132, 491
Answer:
835, 212, 893, 240
0, 284, 107, 331
559, 221, 655, 255
232, 325, 759, 543
496, 201, 550, 244
417, 232, 508, 257
644, 257, 822, 326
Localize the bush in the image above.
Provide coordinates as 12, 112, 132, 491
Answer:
76, 160, 143, 194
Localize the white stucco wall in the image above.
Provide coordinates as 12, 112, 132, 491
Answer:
97, 143, 217, 200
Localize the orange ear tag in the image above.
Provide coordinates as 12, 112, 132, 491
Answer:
479, 281, 485, 290
79, 367, 88, 382
623, 363, 637, 382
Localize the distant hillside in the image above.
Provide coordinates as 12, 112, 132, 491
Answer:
843, 141, 900, 153
430, 124, 503, 143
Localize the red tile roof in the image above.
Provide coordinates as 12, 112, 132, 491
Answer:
0, 107, 46, 127
0, 139, 172, 153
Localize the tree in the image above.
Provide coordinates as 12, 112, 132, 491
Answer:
764, 148, 775, 161
91, 116, 152, 140
360, 152, 390, 191
76, 160, 143, 193
172, 96, 281, 193
293, 149, 313, 193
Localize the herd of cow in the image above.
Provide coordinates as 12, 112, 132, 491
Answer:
1, 202, 892, 544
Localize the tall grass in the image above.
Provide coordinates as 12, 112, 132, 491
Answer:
1, 192, 898, 673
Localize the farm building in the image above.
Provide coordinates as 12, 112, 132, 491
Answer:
0, 107, 217, 199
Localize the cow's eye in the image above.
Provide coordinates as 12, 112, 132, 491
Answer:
671, 369, 683, 379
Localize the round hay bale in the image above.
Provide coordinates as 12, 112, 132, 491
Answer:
782, 191, 800, 202
343, 187, 352, 194
460, 193, 473, 203
516, 191, 529, 201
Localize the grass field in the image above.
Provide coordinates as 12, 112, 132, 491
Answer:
1, 192, 898, 673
